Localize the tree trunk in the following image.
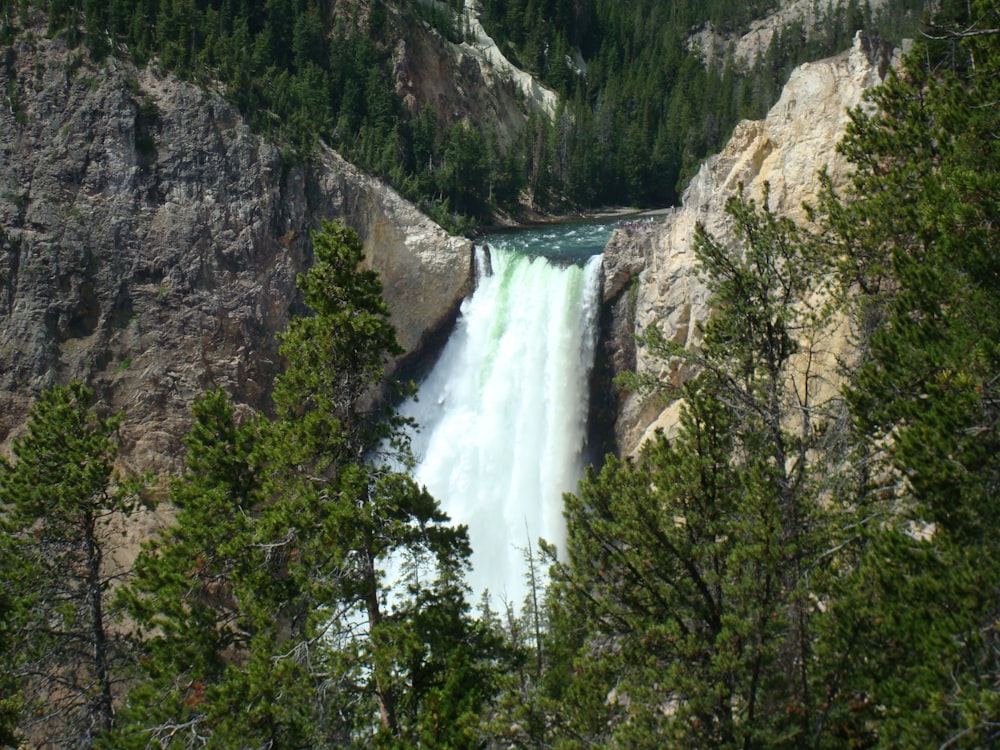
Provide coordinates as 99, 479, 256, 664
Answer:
362, 535, 397, 735
85, 507, 114, 739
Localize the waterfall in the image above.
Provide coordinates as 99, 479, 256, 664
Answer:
398, 225, 607, 609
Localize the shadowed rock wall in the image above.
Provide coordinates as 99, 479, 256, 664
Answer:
0, 34, 472, 474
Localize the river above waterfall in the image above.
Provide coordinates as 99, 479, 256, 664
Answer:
397, 221, 613, 610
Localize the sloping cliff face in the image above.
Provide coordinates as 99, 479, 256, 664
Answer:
690, 0, 894, 67
0, 34, 472, 474
601, 33, 895, 456
392, 1, 555, 148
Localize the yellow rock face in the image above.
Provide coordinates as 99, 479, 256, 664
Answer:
616, 34, 895, 455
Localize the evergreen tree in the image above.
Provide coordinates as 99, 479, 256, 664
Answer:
113, 221, 501, 747
262, 220, 488, 745
0, 527, 27, 748
9, 0, 932, 221
548, 189, 846, 747
811, 2, 1000, 745
109, 389, 267, 748
0, 382, 140, 749
478, 540, 560, 749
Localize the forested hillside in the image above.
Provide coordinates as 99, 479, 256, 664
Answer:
0, 0, 930, 225
542, 1, 1000, 745
3, 0, 1000, 746
479, 0, 929, 206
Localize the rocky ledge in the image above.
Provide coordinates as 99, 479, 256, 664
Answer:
0, 34, 472, 475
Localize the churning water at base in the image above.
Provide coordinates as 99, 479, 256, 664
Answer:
399, 223, 611, 608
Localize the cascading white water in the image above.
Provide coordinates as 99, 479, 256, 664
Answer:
398, 224, 609, 608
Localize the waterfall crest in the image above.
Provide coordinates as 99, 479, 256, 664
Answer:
399, 231, 605, 608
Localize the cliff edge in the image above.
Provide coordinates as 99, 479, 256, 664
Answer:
601, 33, 896, 456
0, 33, 472, 474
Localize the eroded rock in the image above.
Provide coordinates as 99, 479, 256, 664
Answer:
604, 34, 894, 455
0, 34, 471, 475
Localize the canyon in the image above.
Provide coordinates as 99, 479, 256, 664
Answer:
1, 16, 896, 479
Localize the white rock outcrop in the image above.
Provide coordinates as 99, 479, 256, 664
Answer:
460, 0, 559, 118
610, 34, 893, 454
690, 0, 891, 68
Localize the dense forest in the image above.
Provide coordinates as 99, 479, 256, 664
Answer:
0, 0, 929, 227
478, 0, 929, 207
2, 0, 1000, 746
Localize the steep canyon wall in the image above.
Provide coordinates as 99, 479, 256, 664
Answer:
1, 23, 902, 479
601, 33, 897, 456
0, 33, 473, 475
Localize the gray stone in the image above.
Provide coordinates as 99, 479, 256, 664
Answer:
0, 34, 472, 475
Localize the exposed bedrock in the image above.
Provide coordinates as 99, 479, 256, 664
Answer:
599, 33, 896, 457
0, 35, 472, 475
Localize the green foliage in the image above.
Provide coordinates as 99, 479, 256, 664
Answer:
112, 221, 504, 747
1, 0, 494, 226
109, 388, 263, 748
0, 530, 26, 749
10, 0, 932, 225
481, 0, 929, 208
12, 3, 1000, 743
475, 540, 562, 749
436, 123, 490, 219
808, 2, 1000, 745
414, 0, 466, 43
549, 190, 848, 747
0, 382, 140, 748
547, 4, 1000, 745
548, 6, 1000, 743
271, 219, 403, 470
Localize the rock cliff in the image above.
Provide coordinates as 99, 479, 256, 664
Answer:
0, 33, 473, 474
391, 1, 543, 148
690, 0, 894, 68
601, 33, 896, 456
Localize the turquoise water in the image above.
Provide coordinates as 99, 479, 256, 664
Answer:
482, 220, 615, 262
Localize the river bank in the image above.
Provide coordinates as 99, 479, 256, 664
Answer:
474, 205, 672, 236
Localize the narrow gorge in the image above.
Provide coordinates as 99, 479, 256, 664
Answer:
0, 29, 894, 577
10, 0, 997, 742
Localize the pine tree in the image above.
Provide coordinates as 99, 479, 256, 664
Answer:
112, 221, 501, 747
260, 220, 487, 745
548, 189, 846, 747
810, 3, 1000, 745
109, 388, 266, 748
0, 527, 27, 748
0, 382, 140, 749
